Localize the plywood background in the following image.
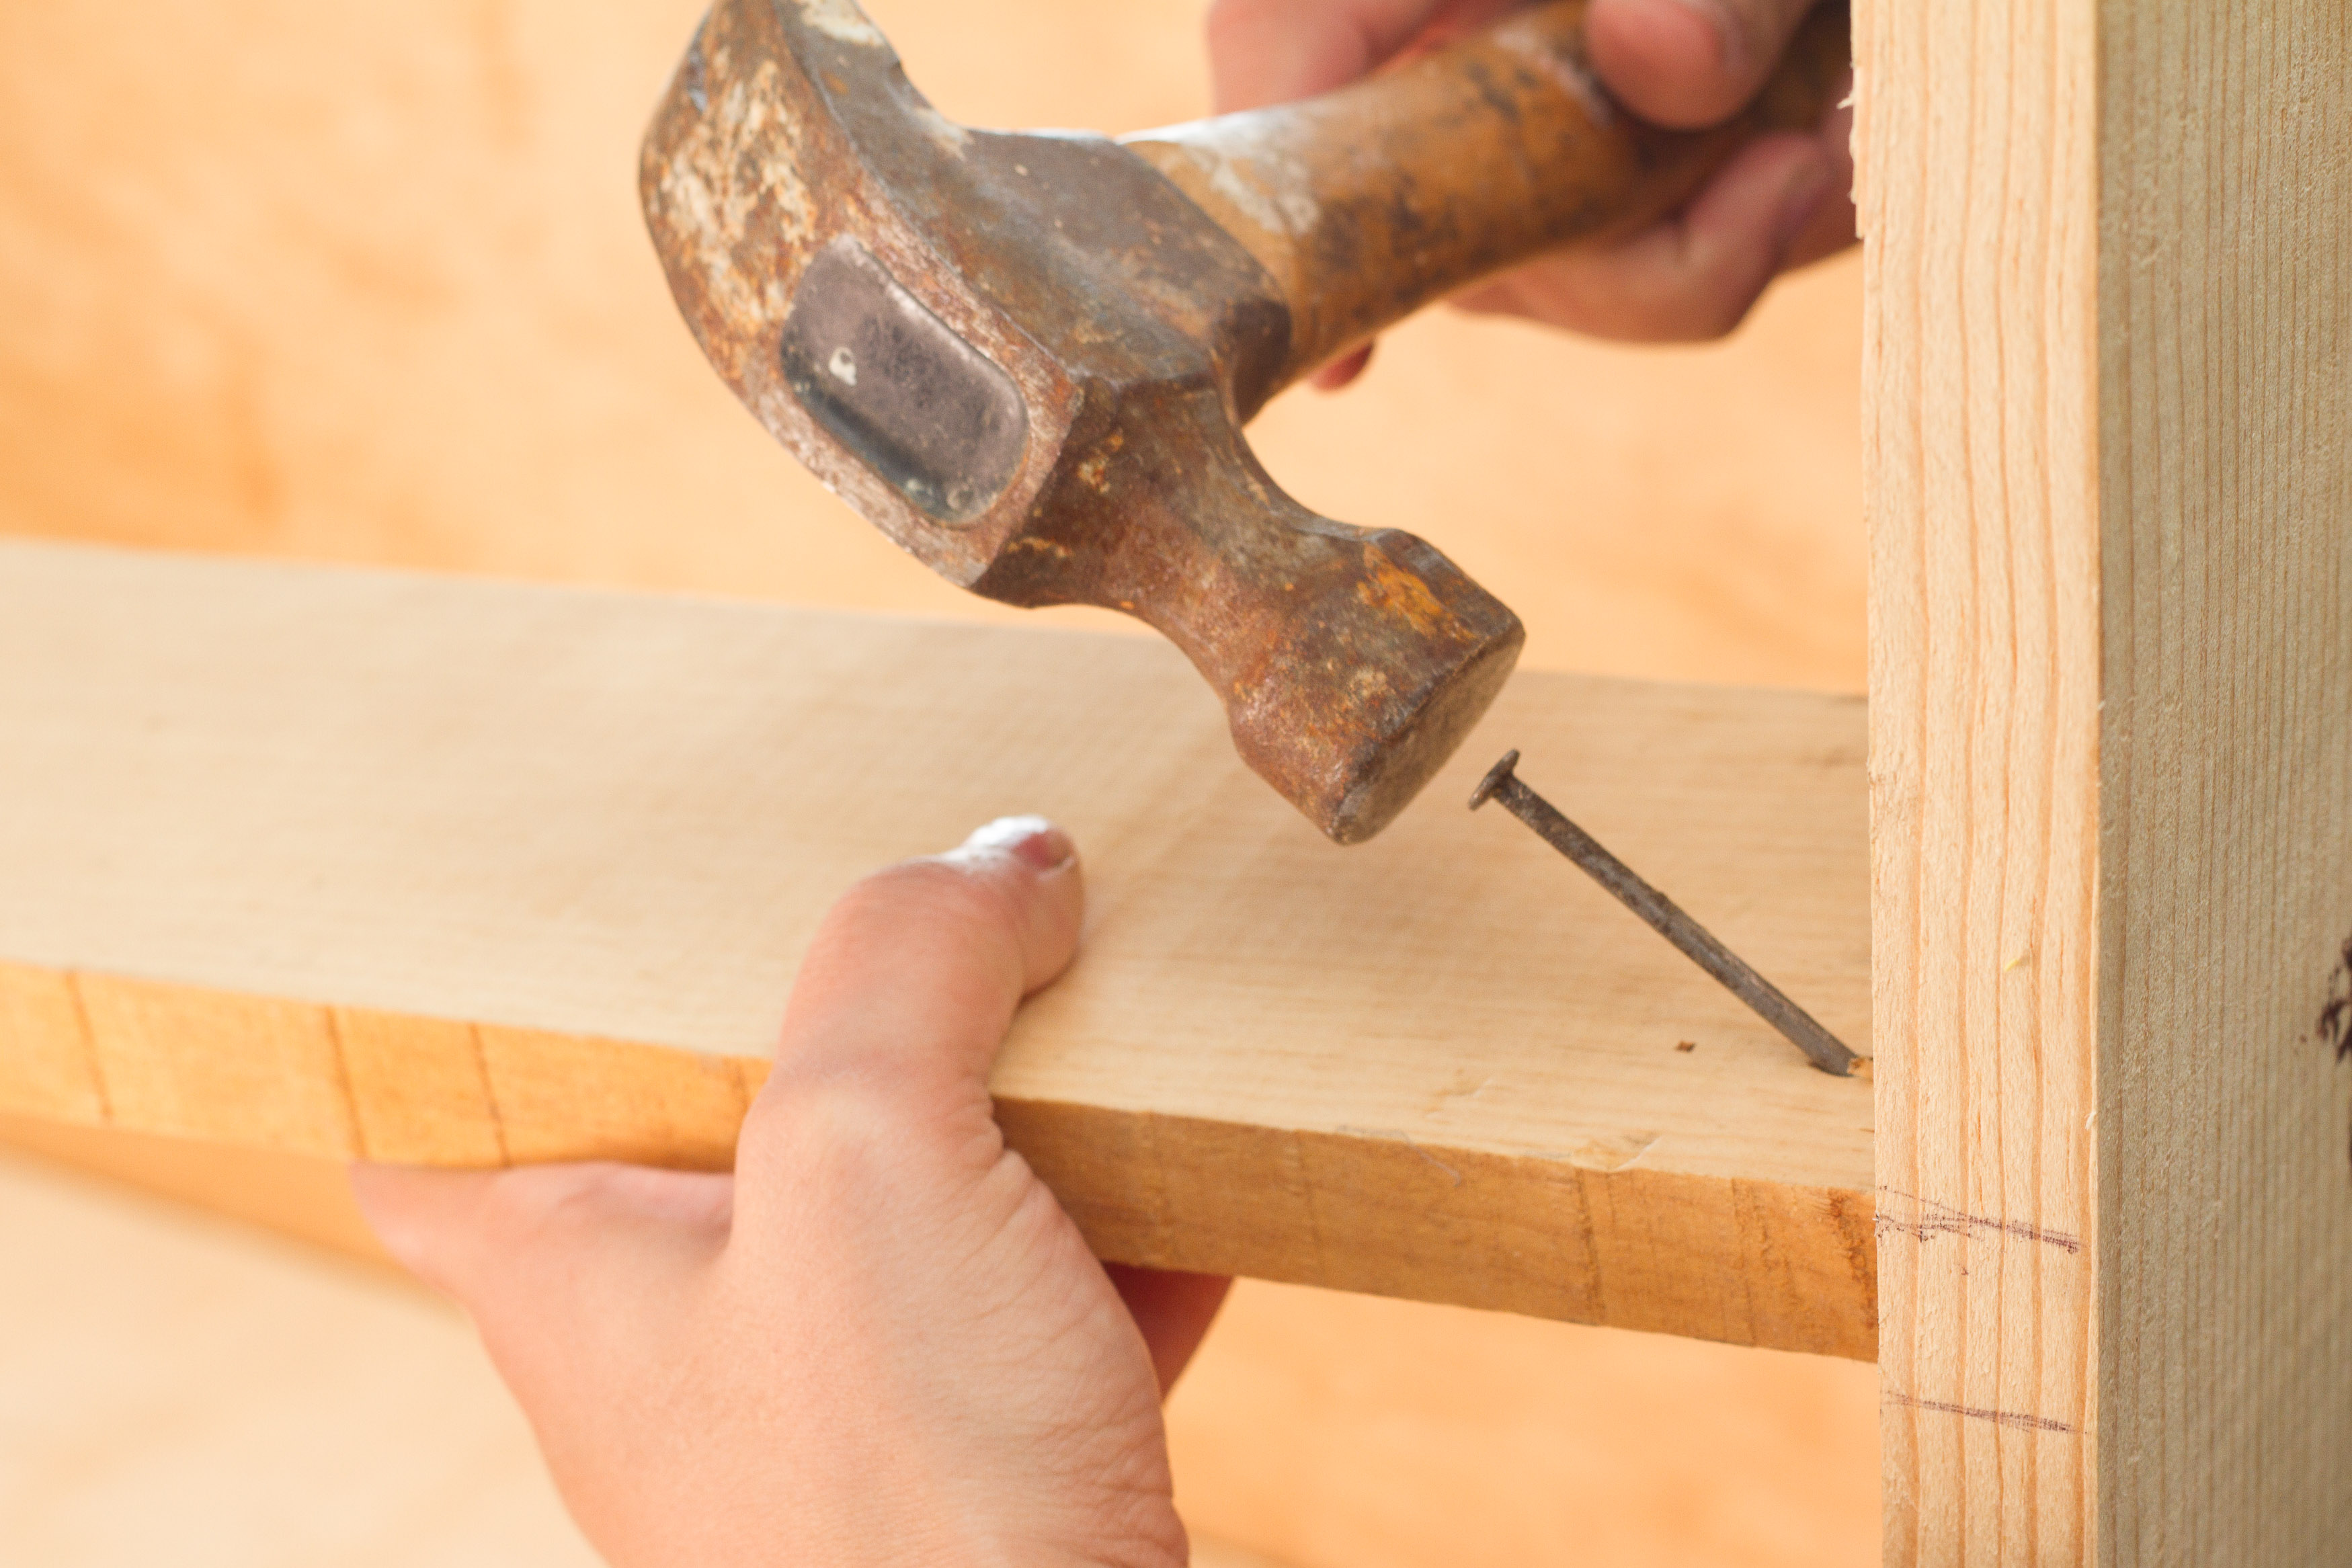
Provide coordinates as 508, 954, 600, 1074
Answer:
0, 0, 1876, 1563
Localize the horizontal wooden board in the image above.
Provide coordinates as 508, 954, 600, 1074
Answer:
0, 541, 1876, 1355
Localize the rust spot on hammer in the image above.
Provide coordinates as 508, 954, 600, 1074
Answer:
1354, 542, 1461, 640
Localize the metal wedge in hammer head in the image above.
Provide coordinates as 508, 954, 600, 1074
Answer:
640, 0, 1851, 842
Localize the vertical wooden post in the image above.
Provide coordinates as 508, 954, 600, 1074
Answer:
1859, 1, 2352, 1561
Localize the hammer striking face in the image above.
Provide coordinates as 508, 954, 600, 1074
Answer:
640, 0, 1848, 841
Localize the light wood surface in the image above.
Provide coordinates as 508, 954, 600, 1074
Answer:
0, 539, 1874, 1356
1858, 1, 2352, 1560
0, 0, 1881, 1559
1857, 4, 2103, 1555
2091, 9, 2352, 1551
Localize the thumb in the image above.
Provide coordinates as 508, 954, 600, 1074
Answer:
1586, 0, 1824, 129
348, 1159, 737, 1442
735, 816, 1084, 1189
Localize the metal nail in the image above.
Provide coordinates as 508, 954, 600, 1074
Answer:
1471, 749, 1860, 1077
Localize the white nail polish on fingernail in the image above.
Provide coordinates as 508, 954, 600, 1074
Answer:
960, 815, 1052, 853
950, 815, 1075, 872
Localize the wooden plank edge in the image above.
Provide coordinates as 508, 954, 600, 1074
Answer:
0, 959, 1875, 1358
1002, 1101, 1876, 1360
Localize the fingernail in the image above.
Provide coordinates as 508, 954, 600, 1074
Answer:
1773, 156, 1833, 252
1656, 0, 1739, 71
960, 815, 1076, 872
1312, 343, 1374, 393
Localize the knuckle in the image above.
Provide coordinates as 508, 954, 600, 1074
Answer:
384, 1164, 629, 1300
475, 1162, 631, 1247
1623, 253, 1775, 342
740, 1074, 966, 1202
745, 1076, 891, 1159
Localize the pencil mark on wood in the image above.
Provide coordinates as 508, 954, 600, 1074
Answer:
1874, 1187, 2082, 1254
319, 1005, 366, 1160
467, 1022, 512, 1165
1570, 1165, 1607, 1325
1288, 1130, 1332, 1282
64, 971, 116, 1125
1889, 1391, 2076, 1436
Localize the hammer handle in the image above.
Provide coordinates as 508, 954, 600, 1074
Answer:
1123, 1, 1849, 396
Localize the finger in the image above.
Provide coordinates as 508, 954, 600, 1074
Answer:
1779, 90, 1855, 270
1311, 343, 1374, 391
1208, 0, 1517, 386
352, 1159, 735, 1460
1207, 0, 1519, 112
757, 816, 1084, 1116
350, 1161, 731, 1305
350, 1162, 503, 1287
1457, 130, 1832, 341
1586, 0, 1822, 128
1105, 1265, 1233, 1395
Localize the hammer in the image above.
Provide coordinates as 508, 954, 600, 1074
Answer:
641, 0, 1848, 843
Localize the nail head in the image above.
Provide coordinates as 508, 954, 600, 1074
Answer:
1469, 749, 1520, 811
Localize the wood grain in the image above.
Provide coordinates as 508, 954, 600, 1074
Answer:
0, 2, 1879, 1556
1859, 0, 2352, 1558
1857, 1, 2104, 1555
2097, 4, 2352, 1559
0, 538, 1876, 1357
0, 0, 1882, 1559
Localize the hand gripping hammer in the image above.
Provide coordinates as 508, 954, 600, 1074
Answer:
640, 0, 1848, 842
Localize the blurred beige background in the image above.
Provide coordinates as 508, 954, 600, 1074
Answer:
0, 1, 1875, 1563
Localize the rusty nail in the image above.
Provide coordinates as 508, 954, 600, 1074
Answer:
1470, 749, 1860, 1077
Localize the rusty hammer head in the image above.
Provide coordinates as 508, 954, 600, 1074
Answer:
640, 0, 1522, 843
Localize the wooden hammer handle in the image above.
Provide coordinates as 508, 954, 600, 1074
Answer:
1123, 1, 1849, 398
